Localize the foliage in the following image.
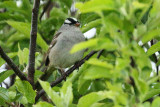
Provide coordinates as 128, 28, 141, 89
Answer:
0, 0, 160, 107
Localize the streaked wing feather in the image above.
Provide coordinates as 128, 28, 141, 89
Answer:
45, 32, 62, 66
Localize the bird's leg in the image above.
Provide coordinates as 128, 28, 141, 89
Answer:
74, 61, 80, 71
58, 69, 66, 81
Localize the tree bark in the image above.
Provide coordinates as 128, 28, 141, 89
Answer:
0, 46, 28, 81
28, 0, 40, 88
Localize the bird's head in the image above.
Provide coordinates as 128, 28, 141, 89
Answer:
64, 17, 80, 27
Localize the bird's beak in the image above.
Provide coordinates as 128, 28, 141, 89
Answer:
75, 22, 80, 27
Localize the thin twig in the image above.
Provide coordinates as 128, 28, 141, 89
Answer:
10, 74, 16, 87
39, 0, 52, 21
35, 50, 98, 102
97, 49, 104, 59
0, 46, 28, 81
28, 0, 40, 87
5, 102, 15, 107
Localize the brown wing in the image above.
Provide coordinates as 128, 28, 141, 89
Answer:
45, 32, 62, 66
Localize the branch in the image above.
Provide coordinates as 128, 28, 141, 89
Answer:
35, 50, 98, 102
10, 74, 16, 87
39, 0, 52, 21
97, 49, 104, 59
28, 0, 40, 87
0, 46, 27, 81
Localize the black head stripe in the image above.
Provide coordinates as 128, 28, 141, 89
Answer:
64, 18, 78, 25
67, 18, 77, 24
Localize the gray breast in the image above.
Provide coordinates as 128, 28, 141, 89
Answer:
49, 28, 85, 69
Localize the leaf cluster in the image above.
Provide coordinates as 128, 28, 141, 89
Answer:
1, 0, 160, 107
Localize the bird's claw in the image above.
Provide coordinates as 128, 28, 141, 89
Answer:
74, 61, 80, 71
58, 69, 67, 81
62, 72, 66, 81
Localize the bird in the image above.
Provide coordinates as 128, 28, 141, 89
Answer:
44, 17, 85, 80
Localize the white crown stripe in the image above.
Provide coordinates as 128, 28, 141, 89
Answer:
64, 19, 71, 24
71, 17, 77, 22
64, 18, 78, 24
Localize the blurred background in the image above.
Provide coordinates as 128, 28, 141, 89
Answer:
1, 0, 160, 106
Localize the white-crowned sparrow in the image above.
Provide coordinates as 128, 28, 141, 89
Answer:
45, 17, 85, 79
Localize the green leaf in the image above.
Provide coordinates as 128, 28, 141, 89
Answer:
151, 83, 160, 89
8, 91, 16, 101
132, 69, 149, 100
33, 101, 55, 107
150, 0, 160, 18
34, 70, 44, 82
7, 32, 27, 44
0, 97, 5, 106
0, 87, 10, 102
136, 24, 147, 37
81, 19, 101, 33
38, 80, 63, 107
115, 58, 130, 71
86, 58, 113, 69
142, 29, 160, 43
21, 0, 31, 13
20, 96, 28, 105
18, 44, 29, 65
70, 38, 98, 53
77, 91, 109, 107
0, 1, 30, 21
143, 102, 151, 107
50, 8, 68, 19
97, 38, 118, 51
0, 59, 6, 67
76, 0, 115, 13
15, 80, 36, 104
151, 97, 160, 107
0, 70, 14, 84
147, 41, 160, 56
0, 1, 17, 10
91, 103, 106, 107
6, 21, 48, 51
149, 0, 160, 30
0, 13, 25, 22
104, 13, 123, 30
132, 1, 148, 9
83, 66, 112, 80
61, 0, 72, 8
106, 82, 127, 105
147, 76, 159, 85
60, 81, 73, 107
7, 52, 17, 58
143, 89, 160, 102
137, 45, 151, 62
78, 77, 91, 95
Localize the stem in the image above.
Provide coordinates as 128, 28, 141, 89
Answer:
39, 0, 52, 21
28, 0, 40, 87
0, 46, 27, 81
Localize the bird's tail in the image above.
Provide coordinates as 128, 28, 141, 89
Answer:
35, 66, 56, 90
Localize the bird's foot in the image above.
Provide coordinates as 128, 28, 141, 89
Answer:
58, 69, 66, 81
74, 61, 80, 71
